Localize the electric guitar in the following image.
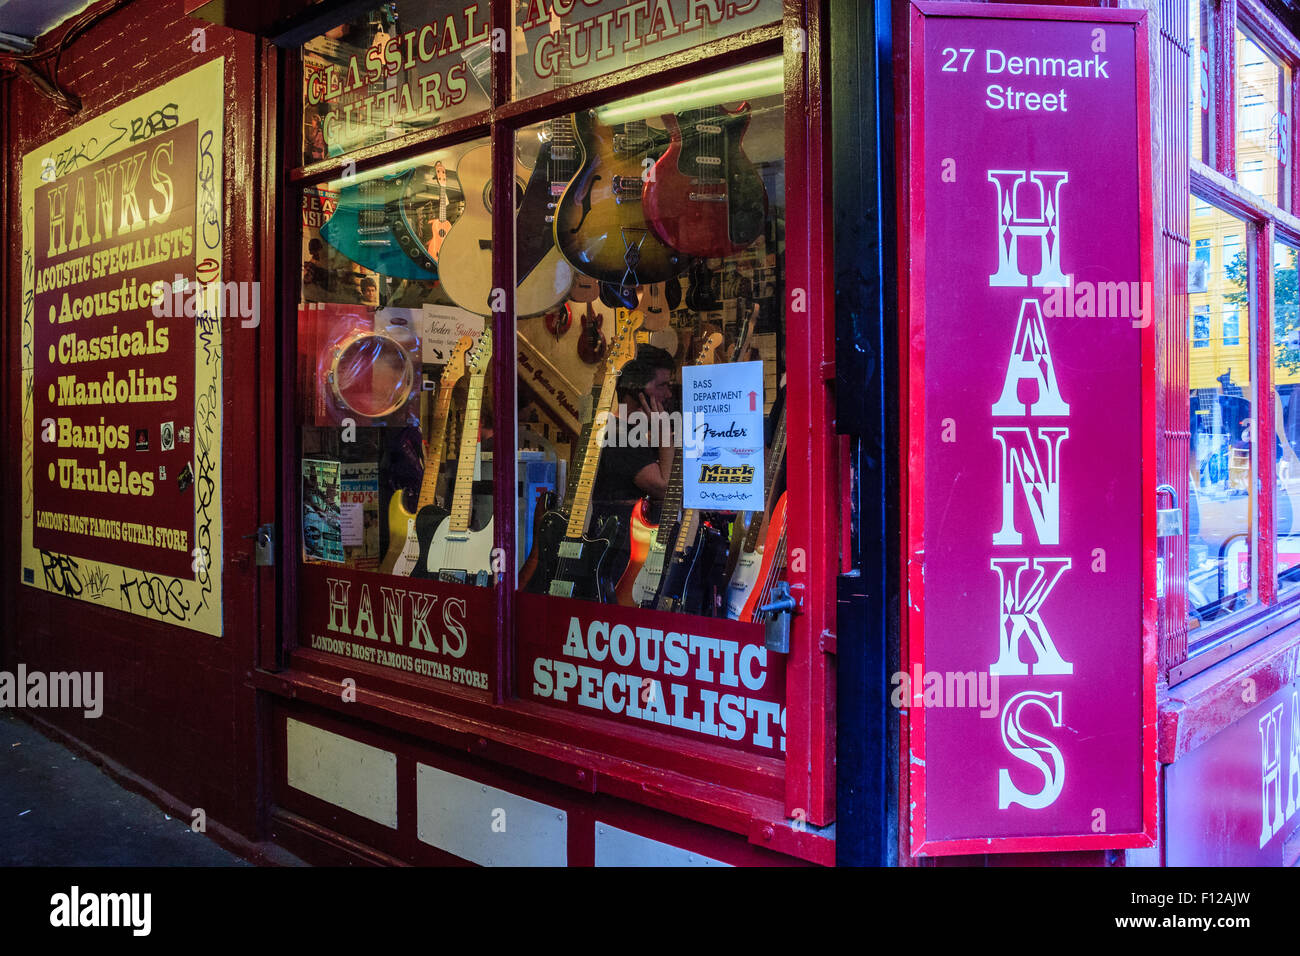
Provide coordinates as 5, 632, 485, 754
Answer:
642, 100, 768, 259
616, 332, 724, 607
528, 309, 646, 600
736, 491, 788, 623
726, 408, 788, 619
321, 166, 442, 280
378, 336, 472, 575
421, 330, 495, 584
553, 110, 688, 288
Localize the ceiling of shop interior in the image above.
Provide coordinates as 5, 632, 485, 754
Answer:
0, 0, 94, 47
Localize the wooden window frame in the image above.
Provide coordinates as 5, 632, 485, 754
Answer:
261, 0, 837, 854
1174, 0, 1300, 680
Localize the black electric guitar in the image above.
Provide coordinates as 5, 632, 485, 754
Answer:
529, 309, 645, 600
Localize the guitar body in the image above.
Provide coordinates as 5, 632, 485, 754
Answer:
533, 512, 620, 602
379, 490, 421, 576
426, 219, 452, 262
409, 503, 451, 580
570, 274, 600, 302
657, 525, 727, 616
644, 105, 767, 259
598, 281, 640, 311
725, 546, 763, 620
614, 499, 658, 606
517, 244, 574, 317
437, 146, 496, 315
424, 516, 496, 582
685, 260, 721, 311
577, 302, 606, 364
738, 493, 788, 622
629, 532, 671, 607
322, 168, 440, 279
553, 111, 688, 288
543, 302, 572, 338
516, 139, 565, 281
517, 489, 556, 591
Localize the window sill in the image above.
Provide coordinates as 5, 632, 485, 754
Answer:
1158, 619, 1300, 763
246, 664, 834, 866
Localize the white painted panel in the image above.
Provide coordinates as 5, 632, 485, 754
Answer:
285, 718, 398, 829
594, 822, 732, 867
416, 764, 566, 866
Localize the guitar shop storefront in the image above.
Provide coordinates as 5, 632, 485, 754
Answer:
275, 0, 836, 866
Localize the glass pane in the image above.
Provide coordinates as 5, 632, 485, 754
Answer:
1191, 0, 1209, 164
514, 56, 786, 621
1273, 240, 1300, 592
301, 2, 493, 164
295, 139, 496, 690
1188, 199, 1255, 626
1235, 28, 1289, 206
512, 0, 782, 99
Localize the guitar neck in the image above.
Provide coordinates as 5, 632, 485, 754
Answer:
565, 366, 620, 538
655, 452, 684, 547
447, 374, 487, 533
741, 407, 787, 552
416, 388, 455, 510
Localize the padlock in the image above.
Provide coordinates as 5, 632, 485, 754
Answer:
1156, 484, 1183, 538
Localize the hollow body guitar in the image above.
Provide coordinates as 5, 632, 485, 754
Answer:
322, 166, 441, 280
422, 330, 495, 584
617, 332, 724, 607
529, 310, 646, 601
379, 336, 474, 576
643, 103, 768, 259
553, 111, 688, 289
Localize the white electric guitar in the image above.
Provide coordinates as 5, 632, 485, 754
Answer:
725, 406, 787, 619
422, 329, 495, 584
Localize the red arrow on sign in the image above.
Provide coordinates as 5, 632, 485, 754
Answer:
749, 391, 757, 411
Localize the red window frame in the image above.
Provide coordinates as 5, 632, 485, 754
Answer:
264, 0, 838, 854
1172, 0, 1300, 681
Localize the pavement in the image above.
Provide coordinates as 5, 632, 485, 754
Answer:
0, 711, 263, 866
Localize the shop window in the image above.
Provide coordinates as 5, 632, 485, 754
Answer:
1234, 27, 1289, 206
1187, 200, 1255, 626
1223, 308, 1240, 345
283, 1, 810, 793
513, 57, 789, 653
300, 2, 495, 165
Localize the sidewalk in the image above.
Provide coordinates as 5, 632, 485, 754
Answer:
0, 712, 258, 867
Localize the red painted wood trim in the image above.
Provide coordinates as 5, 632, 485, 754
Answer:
1215, 0, 1239, 177
1257, 219, 1277, 606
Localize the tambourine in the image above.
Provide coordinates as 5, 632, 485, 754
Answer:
325, 328, 417, 420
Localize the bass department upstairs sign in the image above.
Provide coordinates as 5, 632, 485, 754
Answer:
20, 59, 225, 637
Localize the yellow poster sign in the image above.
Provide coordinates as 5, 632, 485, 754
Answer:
20, 59, 225, 636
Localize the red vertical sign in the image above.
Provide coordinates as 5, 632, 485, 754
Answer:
904, 2, 1157, 854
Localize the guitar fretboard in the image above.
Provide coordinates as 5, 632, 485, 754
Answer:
417, 387, 455, 510
448, 374, 487, 533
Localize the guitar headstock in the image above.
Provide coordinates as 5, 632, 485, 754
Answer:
605, 308, 645, 374
441, 335, 474, 385
695, 332, 724, 366
466, 328, 494, 375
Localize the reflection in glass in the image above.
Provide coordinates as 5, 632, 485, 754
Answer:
297, 141, 497, 583
1235, 28, 1289, 206
513, 58, 787, 622
1188, 199, 1255, 625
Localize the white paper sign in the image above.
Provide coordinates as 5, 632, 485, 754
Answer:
682, 361, 765, 511
422, 304, 484, 363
